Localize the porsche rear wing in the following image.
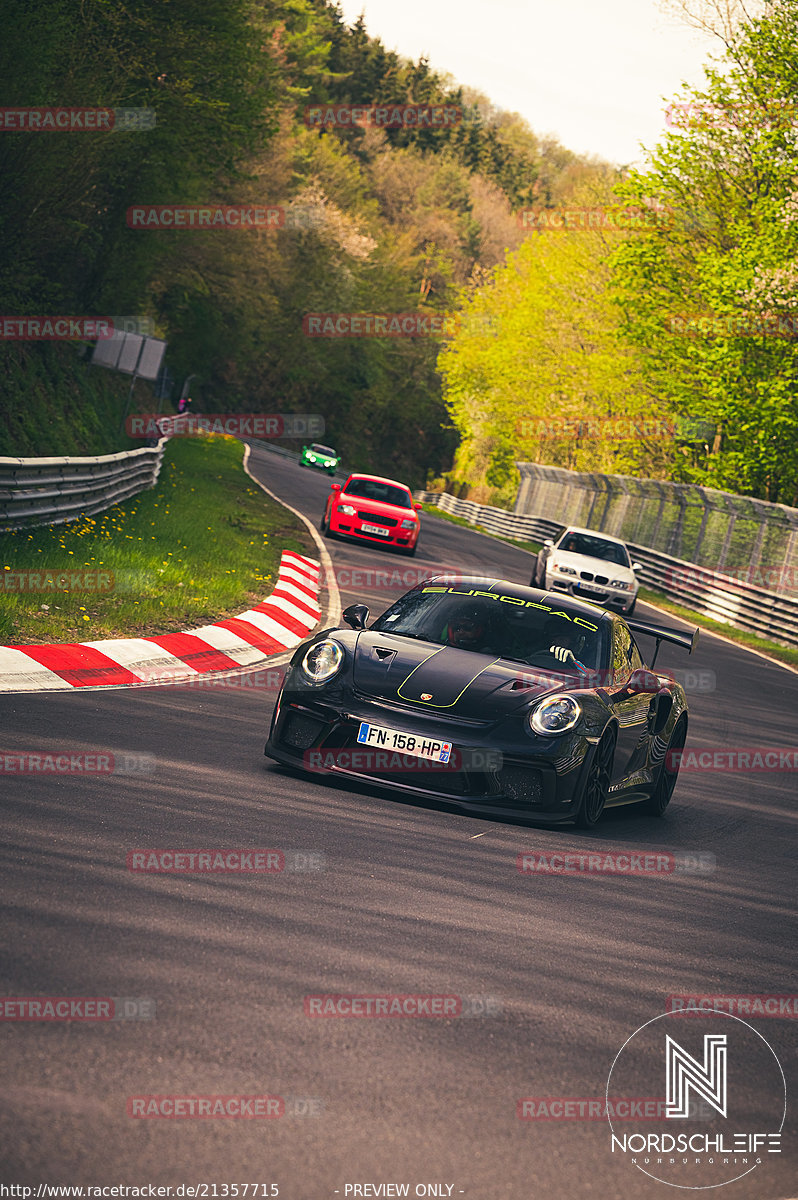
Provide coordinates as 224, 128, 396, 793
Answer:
626, 617, 699, 663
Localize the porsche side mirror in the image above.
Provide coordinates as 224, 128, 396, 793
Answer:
343, 603, 370, 630
613, 668, 661, 698
331, 483, 341, 493
631, 562, 642, 572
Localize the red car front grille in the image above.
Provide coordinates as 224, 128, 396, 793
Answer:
356, 510, 398, 527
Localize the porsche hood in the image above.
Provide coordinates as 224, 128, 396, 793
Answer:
350, 630, 574, 718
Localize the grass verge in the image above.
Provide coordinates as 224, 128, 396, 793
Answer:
0, 435, 315, 645
420, 503, 798, 670
637, 588, 798, 669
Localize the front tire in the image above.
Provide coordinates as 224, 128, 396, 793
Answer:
626, 597, 637, 616
320, 508, 334, 539
574, 729, 616, 828
641, 718, 686, 816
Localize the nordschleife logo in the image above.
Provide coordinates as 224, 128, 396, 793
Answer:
606, 1011, 785, 1188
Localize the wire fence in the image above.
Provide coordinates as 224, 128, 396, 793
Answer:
417, 490, 798, 650
515, 463, 798, 598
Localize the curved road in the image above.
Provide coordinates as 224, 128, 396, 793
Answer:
1, 444, 796, 1198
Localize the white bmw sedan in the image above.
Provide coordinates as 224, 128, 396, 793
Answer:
530, 526, 641, 614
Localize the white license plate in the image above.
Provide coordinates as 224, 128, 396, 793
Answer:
356, 722, 452, 762
360, 523, 391, 536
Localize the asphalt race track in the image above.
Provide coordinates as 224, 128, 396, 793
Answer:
1, 443, 796, 1198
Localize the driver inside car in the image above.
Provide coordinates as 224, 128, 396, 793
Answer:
541, 616, 592, 673
442, 603, 496, 653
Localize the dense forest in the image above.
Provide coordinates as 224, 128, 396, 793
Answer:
441, 0, 798, 505
0, 0, 595, 481
1, 0, 796, 503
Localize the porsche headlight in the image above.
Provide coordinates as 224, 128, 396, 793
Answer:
528, 695, 582, 735
300, 639, 343, 683
338, 504, 356, 515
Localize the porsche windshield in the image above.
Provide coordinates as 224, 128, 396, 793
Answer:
310, 444, 336, 456
371, 587, 606, 671
343, 478, 413, 508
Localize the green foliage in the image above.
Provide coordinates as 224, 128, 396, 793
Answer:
0, 436, 311, 643
0, 0, 602, 487
610, 0, 798, 504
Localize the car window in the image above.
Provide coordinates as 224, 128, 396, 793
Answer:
559, 532, 630, 567
343, 478, 413, 508
311, 444, 336, 455
612, 621, 642, 683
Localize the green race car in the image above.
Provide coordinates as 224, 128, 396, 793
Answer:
299, 442, 340, 474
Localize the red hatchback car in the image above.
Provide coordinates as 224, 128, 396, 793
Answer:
320, 473, 422, 555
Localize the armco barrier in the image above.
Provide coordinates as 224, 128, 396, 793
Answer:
417, 491, 798, 650
0, 442, 166, 532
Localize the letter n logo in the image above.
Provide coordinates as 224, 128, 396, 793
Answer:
665, 1034, 727, 1118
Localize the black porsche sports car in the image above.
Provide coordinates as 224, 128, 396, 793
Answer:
264, 576, 698, 825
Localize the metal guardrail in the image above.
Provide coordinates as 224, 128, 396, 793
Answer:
417, 491, 798, 650
515, 461, 798, 600
0, 442, 166, 532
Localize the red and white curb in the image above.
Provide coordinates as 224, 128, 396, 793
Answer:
0, 551, 320, 693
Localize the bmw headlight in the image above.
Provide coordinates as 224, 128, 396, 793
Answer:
301, 639, 343, 683
528, 695, 582, 735
554, 563, 577, 575
400, 518, 417, 529
338, 504, 356, 515
610, 579, 631, 590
